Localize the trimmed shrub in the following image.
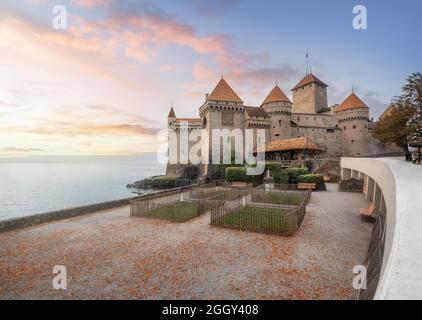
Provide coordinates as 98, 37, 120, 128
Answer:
225, 167, 249, 182
287, 167, 309, 184
265, 162, 289, 184
298, 174, 326, 190
225, 166, 263, 185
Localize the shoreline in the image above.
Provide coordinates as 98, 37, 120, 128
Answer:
0, 183, 198, 233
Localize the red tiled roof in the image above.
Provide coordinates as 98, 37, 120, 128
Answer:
257, 137, 324, 153
334, 93, 368, 112
292, 73, 327, 90
207, 78, 243, 103
245, 106, 269, 118
175, 118, 201, 122
261, 85, 291, 105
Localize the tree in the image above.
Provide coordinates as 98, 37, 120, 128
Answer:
373, 103, 414, 148
374, 72, 422, 150
403, 72, 422, 143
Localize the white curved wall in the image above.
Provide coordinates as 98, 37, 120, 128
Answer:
341, 157, 422, 299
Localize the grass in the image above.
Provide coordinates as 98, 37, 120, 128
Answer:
193, 189, 243, 201
216, 206, 296, 235
253, 191, 304, 205
143, 201, 200, 222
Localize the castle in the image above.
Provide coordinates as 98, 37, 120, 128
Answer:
167, 72, 401, 177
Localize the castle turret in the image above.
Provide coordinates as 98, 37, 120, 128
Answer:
261, 85, 292, 140
292, 73, 328, 114
335, 92, 369, 156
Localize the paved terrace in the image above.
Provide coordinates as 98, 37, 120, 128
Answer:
0, 184, 372, 299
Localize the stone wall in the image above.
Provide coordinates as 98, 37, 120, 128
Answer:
338, 178, 364, 192
292, 82, 328, 114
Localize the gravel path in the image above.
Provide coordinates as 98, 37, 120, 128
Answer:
0, 184, 372, 299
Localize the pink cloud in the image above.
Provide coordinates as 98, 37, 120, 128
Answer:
71, 0, 111, 8
160, 64, 183, 72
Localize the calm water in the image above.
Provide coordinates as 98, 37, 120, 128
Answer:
0, 154, 165, 221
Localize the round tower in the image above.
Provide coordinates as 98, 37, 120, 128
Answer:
335, 93, 370, 157
261, 85, 292, 140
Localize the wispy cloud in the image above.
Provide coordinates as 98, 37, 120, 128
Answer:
0, 146, 44, 152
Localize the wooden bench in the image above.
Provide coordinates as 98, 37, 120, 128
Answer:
360, 203, 377, 217
231, 182, 248, 188
297, 183, 316, 190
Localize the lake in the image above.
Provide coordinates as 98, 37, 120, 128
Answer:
0, 154, 165, 221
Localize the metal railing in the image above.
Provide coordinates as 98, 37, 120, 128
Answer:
210, 187, 311, 236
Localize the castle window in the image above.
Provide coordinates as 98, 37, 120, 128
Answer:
343, 126, 346, 130
351, 140, 355, 143
353, 125, 356, 129
275, 134, 280, 137
279, 120, 282, 126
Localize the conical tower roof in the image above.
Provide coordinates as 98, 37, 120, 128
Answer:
168, 107, 176, 118
207, 78, 243, 103
292, 73, 327, 90
261, 85, 291, 105
335, 93, 368, 113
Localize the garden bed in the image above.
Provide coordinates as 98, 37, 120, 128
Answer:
251, 190, 305, 206
211, 188, 311, 236
211, 205, 298, 236
131, 199, 216, 222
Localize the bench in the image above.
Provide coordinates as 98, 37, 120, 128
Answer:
231, 182, 248, 188
360, 203, 377, 219
297, 183, 316, 190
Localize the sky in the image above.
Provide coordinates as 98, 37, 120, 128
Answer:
0, 0, 421, 156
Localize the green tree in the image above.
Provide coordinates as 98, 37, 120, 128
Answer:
374, 72, 422, 150
403, 72, 422, 143
373, 103, 414, 148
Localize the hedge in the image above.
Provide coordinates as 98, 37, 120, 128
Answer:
225, 166, 263, 185
225, 167, 249, 182
287, 167, 309, 184
298, 174, 326, 190
265, 162, 289, 184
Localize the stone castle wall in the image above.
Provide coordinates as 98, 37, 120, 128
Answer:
262, 101, 292, 140
292, 83, 328, 114
337, 107, 370, 156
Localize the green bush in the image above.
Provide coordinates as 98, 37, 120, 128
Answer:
298, 174, 326, 190
225, 166, 263, 185
265, 162, 289, 184
225, 167, 249, 182
127, 176, 193, 190
287, 167, 309, 184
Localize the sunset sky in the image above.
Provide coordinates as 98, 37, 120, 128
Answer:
1, 0, 421, 156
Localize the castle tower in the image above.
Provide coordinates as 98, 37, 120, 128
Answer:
199, 77, 245, 170
291, 73, 328, 114
335, 92, 370, 157
261, 84, 292, 140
